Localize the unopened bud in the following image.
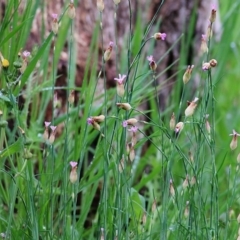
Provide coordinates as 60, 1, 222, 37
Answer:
209, 59, 217, 67
103, 42, 113, 61
230, 130, 240, 150
69, 161, 78, 183
175, 122, 184, 134
116, 102, 132, 111
51, 14, 59, 35
92, 115, 105, 123
185, 97, 199, 117
182, 175, 189, 189
68, 3, 76, 19
183, 65, 194, 84
169, 179, 175, 197
116, 84, 125, 97
209, 5, 217, 23
202, 62, 211, 71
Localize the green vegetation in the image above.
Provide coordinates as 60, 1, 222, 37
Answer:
0, 1, 240, 239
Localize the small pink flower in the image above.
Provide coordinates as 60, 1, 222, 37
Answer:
201, 34, 207, 41
122, 120, 128, 128
147, 55, 154, 62
22, 51, 31, 58
50, 126, 57, 132
114, 74, 126, 85
52, 13, 58, 20
153, 32, 167, 40
70, 161, 78, 168
109, 41, 114, 47
128, 126, 138, 133
87, 117, 94, 125
44, 121, 51, 127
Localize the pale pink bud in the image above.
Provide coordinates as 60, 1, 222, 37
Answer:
69, 161, 78, 183
103, 42, 113, 61
183, 65, 194, 84
175, 122, 184, 134
68, 3, 76, 19
230, 130, 240, 150
185, 98, 199, 117
202, 62, 211, 71
116, 103, 132, 111
209, 5, 217, 23
92, 115, 105, 123
97, 0, 105, 11
147, 55, 157, 71
51, 13, 59, 35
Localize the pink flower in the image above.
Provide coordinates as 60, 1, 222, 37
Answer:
153, 32, 167, 40
201, 34, 207, 41
50, 126, 57, 132
70, 161, 78, 168
128, 126, 138, 133
109, 41, 114, 47
114, 74, 126, 85
147, 55, 154, 62
22, 51, 30, 58
52, 13, 58, 20
87, 117, 94, 125
44, 121, 51, 128
122, 120, 128, 128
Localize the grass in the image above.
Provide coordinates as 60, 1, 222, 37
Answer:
0, 0, 240, 239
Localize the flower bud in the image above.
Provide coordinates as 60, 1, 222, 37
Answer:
175, 122, 184, 134
103, 42, 113, 61
69, 161, 78, 183
51, 14, 59, 35
209, 5, 217, 23
68, 3, 76, 19
116, 84, 125, 97
183, 65, 194, 84
185, 97, 199, 117
209, 59, 217, 67
147, 55, 157, 71
126, 118, 138, 126
230, 130, 240, 150
169, 179, 175, 197
182, 175, 189, 189
92, 115, 105, 123
116, 102, 132, 111
153, 32, 167, 40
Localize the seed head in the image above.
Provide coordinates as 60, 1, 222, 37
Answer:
209, 59, 217, 67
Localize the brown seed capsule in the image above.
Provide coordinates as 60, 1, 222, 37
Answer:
209, 59, 217, 67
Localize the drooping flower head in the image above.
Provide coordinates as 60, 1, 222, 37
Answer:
153, 32, 167, 41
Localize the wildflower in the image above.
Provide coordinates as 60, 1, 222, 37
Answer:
51, 13, 59, 35
97, 0, 104, 12
20, 50, 31, 73
169, 179, 175, 197
68, 90, 75, 104
175, 122, 184, 134
122, 118, 138, 127
183, 65, 194, 84
209, 4, 217, 23
129, 146, 135, 162
229, 130, 240, 150
43, 121, 51, 141
202, 62, 211, 71
153, 32, 167, 41
69, 161, 78, 183
22, 51, 31, 59
114, 74, 126, 97
169, 112, 175, 130
185, 97, 199, 117
200, 34, 208, 54
103, 41, 113, 61
68, 3, 76, 19
147, 55, 157, 71
209, 59, 217, 67
0, 53, 9, 69
49, 125, 57, 144
92, 115, 105, 123
116, 102, 132, 111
